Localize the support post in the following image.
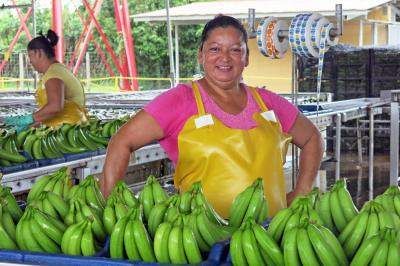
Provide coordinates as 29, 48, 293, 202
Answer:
165, 0, 175, 87
390, 101, 399, 185
19, 53, 24, 90
52, 0, 63, 62
372, 22, 378, 46
359, 19, 363, 46
369, 109, 374, 200
174, 24, 180, 84
85, 52, 91, 92
335, 113, 342, 181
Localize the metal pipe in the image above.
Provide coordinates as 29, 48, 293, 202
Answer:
247, 8, 256, 38
335, 4, 343, 36
165, 0, 175, 87
291, 53, 299, 189
356, 119, 363, 165
369, 109, 374, 200
32, 0, 37, 92
52, 0, 64, 63
174, 24, 180, 84
335, 113, 342, 181
390, 101, 399, 185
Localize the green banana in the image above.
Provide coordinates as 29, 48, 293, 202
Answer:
32, 209, 64, 245
182, 225, 202, 264
154, 222, 172, 263
316, 224, 348, 265
342, 210, 369, 258
168, 226, 187, 264
0, 223, 17, 250
81, 221, 97, 256
267, 207, 293, 243
330, 188, 347, 232
1, 210, 16, 241
152, 178, 168, 204
350, 234, 381, 266
229, 184, 255, 228
230, 229, 248, 266
386, 240, 400, 266
140, 183, 155, 222
370, 239, 389, 266
132, 219, 156, 262
124, 218, 142, 261
29, 218, 61, 254
252, 222, 284, 266
243, 181, 264, 222
103, 204, 116, 235
148, 202, 168, 237
110, 216, 129, 259
297, 227, 319, 266
283, 227, 300, 266
337, 180, 358, 222
307, 223, 339, 266
242, 227, 265, 266
315, 191, 336, 232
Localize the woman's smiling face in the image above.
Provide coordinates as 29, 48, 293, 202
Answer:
198, 26, 249, 88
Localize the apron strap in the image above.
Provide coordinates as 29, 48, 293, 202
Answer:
248, 86, 269, 112
191, 82, 206, 116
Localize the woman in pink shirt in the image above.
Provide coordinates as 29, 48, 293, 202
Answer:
101, 15, 323, 218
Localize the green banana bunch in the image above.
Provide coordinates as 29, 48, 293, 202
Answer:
0, 132, 27, 165
111, 180, 139, 208
375, 186, 400, 215
110, 207, 156, 262
153, 214, 203, 264
138, 175, 168, 222
27, 167, 72, 202
339, 200, 399, 260
65, 198, 106, 243
68, 175, 105, 217
148, 195, 179, 238
101, 180, 139, 235
230, 218, 282, 266
0, 186, 23, 222
61, 218, 102, 256
351, 227, 399, 266
267, 196, 322, 245
16, 206, 66, 253
306, 187, 321, 208
315, 179, 358, 234
0, 204, 18, 250
229, 178, 268, 228
29, 191, 69, 221
282, 218, 348, 266
192, 207, 232, 249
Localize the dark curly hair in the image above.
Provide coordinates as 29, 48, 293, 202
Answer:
199, 15, 249, 55
27, 29, 59, 58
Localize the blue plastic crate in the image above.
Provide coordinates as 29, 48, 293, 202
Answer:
0, 164, 23, 174
37, 158, 52, 166
97, 148, 106, 155
20, 160, 39, 170
48, 156, 66, 165
203, 240, 230, 265
0, 237, 110, 266
0, 250, 24, 264
63, 151, 96, 162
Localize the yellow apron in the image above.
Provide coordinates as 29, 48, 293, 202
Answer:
174, 82, 292, 218
35, 86, 88, 127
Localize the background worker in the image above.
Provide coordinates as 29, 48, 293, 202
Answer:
5, 29, 87, 131
101, 15, 324, 218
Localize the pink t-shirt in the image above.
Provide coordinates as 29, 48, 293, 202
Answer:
144, 82, 299, 165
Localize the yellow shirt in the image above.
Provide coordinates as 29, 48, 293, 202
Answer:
41, 63, 85, 106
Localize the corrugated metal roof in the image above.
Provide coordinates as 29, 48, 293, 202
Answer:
132, 0, 391, 24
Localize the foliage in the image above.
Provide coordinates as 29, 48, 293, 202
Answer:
0, 0, 209, 90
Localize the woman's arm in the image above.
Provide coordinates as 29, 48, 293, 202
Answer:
100, 110, 164, 197
33, 78, 64, 123
286, 113, 324, 205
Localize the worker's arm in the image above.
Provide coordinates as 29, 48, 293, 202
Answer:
286, 113, 324, 205
100, 110, 164, 197
33, 78, 64, 123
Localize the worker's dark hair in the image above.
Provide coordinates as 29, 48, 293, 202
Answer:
27, 29, 59, 58
199, 14, 249, 54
